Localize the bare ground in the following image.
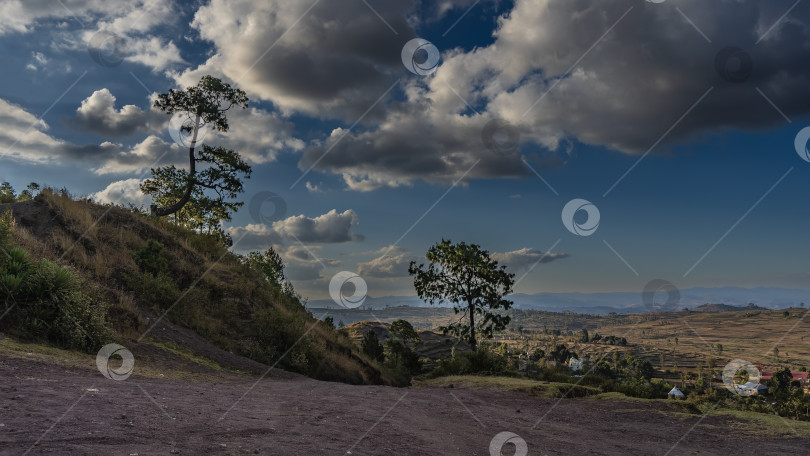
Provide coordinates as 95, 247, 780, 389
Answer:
2, 355, 809, 455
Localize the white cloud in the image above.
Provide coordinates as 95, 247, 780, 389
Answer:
69, 89, 165, 138
92, 135, 183, 175
123, 36, 185, 72
298, 0, 810, 189
91, 178, 151, 208
210, 107, 304, 164
492, 248, 570, 272
0, 97, 111, 164
179, 0, 416, 118
32, 51, 47, 65
272, 209, 363, 244
305, 181, 324, 193
358, 253, 414, 278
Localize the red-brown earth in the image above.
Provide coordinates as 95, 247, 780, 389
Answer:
2, 353, 809, 455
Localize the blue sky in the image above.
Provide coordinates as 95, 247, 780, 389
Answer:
1, 0, 809, 300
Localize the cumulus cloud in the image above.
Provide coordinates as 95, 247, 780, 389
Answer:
492, 248, 570, 271
226, 209, 363, 253
121, 36, 184, 71
2, 1, 184, 72
179, 0, 417, 118
0, 97, 121, 164
224, 224, 343, 280
272, 209, 364, 243
298, 0, 810, 189
92, 135, 184, 175
211, 107, 304, 164
68, 89, 166, 138
358, 253, 414, 278
63, 86, 302, 172
0, 1, 177, 36
91, 178, 151, 208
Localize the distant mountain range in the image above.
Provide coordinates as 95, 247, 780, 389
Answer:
307, 287, 810, 315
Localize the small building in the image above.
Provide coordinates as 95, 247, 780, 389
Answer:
668, 387, 684, 398
568, 358, 583, 372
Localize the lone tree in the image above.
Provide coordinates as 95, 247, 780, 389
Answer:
143, 76, 250, 229
408, 239, 514, 350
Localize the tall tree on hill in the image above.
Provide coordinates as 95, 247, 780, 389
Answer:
143, 76, 250, 233
408, 239, 514, 350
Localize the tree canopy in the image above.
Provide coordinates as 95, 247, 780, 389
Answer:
144, 76, 250, 232
408, 239, 514, 350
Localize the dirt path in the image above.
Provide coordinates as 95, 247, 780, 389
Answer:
1, 356, 808, 455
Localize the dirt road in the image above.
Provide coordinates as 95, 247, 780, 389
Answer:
1, 356, 808, 455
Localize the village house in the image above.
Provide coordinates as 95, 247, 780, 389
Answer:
758, 365, 810, 393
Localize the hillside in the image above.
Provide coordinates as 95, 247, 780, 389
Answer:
692, 303, 769, 313
0, 191, 386, 385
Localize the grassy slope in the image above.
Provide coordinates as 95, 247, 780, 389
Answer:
1, 191, 387, 385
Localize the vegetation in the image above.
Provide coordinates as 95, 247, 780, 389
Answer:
142, 75, 251, 243
409, 239, 514, 350
0, 189, 388, 385
0, 208, 108, 352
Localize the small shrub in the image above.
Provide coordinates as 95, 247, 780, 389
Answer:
123, 271, 181, 310
428, 347, 517, 378
132, 239, 169, 276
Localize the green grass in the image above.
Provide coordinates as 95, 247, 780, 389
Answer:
414, 375, 600, 398
711, 409, 810, 438
0, 335, 230, 382
144, 339, 246, 374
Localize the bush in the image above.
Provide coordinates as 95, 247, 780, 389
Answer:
132, 239, 169, 276
616, 377, 671, 399
428, 347, 517, 378
124, 270, 182, 310
1, 252, 109, 352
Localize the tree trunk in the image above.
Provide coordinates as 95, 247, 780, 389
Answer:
468, 299, 476, 350
150, 113, 201, 217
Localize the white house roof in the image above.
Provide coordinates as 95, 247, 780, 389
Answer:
668, 387, 684, 396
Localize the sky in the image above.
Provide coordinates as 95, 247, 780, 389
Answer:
0, 0, 809, 301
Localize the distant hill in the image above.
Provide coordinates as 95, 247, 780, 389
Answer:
307, 286, 810, 315
691, 303, 769, 313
